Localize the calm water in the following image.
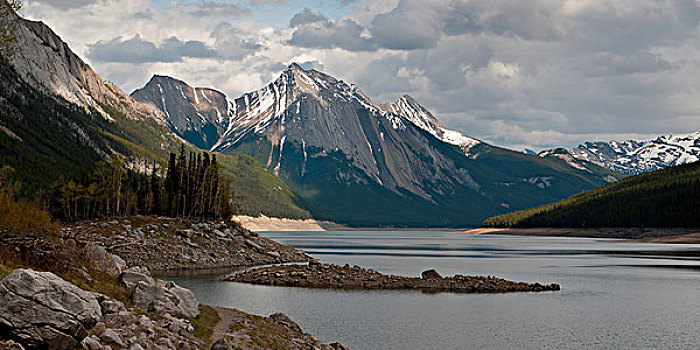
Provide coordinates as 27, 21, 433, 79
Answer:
165, 231, 700, 349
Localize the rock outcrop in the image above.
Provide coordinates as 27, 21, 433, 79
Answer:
0, 269, 103, 349
0, 267, 206, 350
227, 263, 561, 293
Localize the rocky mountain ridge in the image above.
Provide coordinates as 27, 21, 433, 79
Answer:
563, 132, 700, 174
133, 65, 623, 226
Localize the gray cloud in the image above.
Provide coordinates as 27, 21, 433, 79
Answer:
370, 0, 444, 50
30, 0, 97, 10
250, 0, 286, 5
289, 8, 327, 27
211, 23, 265, 60
288, 17, 376, 51
87, 35, 216, 63
188, 1, 251, 17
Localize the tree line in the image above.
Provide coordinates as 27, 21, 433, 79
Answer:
483, 161, 700, 228
48, 146, 237, 221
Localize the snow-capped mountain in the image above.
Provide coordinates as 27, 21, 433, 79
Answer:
378, 95, 480, 152
567, 133, 700, 175
134, 64, 621, 226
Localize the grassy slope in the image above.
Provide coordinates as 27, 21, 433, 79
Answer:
483, 161, 700, 228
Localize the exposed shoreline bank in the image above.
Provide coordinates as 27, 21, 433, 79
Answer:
233, 215, 348, 232
464, 227, 700, 243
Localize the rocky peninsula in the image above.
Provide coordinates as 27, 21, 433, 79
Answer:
226, 262, 561, 293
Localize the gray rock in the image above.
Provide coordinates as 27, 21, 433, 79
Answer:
176, 229, 194, 238
131, 280, 200, 319
212, 230, 226, 239
245, 239, 264, 251
269, 312, 303, 333
166, 318, 193, 335
421, 269, 442, 280
0, 269, 103, 350
99, 329, 124, 347
100, 299, 124, 315
210, 339, 233, 350
137, 315, 154, 332
80, 335, 101, 350
118, 267, 155, 290
84, 244, 125, 276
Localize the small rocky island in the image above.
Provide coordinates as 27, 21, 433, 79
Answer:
226, 262, 561, 293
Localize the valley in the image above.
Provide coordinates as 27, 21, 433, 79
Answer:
3, 1, 700, 350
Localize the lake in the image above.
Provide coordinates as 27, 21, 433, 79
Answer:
164, 231, 700, 349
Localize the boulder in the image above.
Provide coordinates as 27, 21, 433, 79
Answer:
131, 280, 200, 319
99, 329, 124, 347
269, 312, 303, 334
421, 269, 442, 280
176, 229, 194, 239
118, 267, 155, 290
84, 244, 126, 276
0, 269, 104, 350
164, 281, 200, 319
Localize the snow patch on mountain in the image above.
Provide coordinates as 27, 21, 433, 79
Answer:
379, 95, 480, 151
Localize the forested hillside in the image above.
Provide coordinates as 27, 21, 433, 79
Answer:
483, 161, 700, 228
0, 61, 310, 219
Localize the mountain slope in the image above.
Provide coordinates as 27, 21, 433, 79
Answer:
559, 133, 700, 175
0, 12, 310, 218
131, 75, 228, 150
134, 65, 623, 226
483, 161, 700, 228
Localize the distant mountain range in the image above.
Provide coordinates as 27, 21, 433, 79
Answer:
484, 160, 700, 228
539, 133, 700, 175
132, 66, 621, 226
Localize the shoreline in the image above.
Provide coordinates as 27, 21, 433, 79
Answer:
234, 215, 472, 232
464, 227, 700, 243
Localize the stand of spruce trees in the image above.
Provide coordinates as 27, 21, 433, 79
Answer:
49, 146, 236, 221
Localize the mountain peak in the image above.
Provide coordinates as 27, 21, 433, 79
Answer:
131, 74, 228, 149
286, 62, 306, 72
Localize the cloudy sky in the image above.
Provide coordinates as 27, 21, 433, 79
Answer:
21, 0, 700, 151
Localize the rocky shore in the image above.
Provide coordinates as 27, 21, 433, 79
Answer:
226, 263, 561, 293
66, 216, 314, 271
0, 216, 347, 349
0, 266, 348, 350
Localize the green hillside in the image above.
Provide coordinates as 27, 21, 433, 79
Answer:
483, 161, 700, 228
0, 63, 310, 219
